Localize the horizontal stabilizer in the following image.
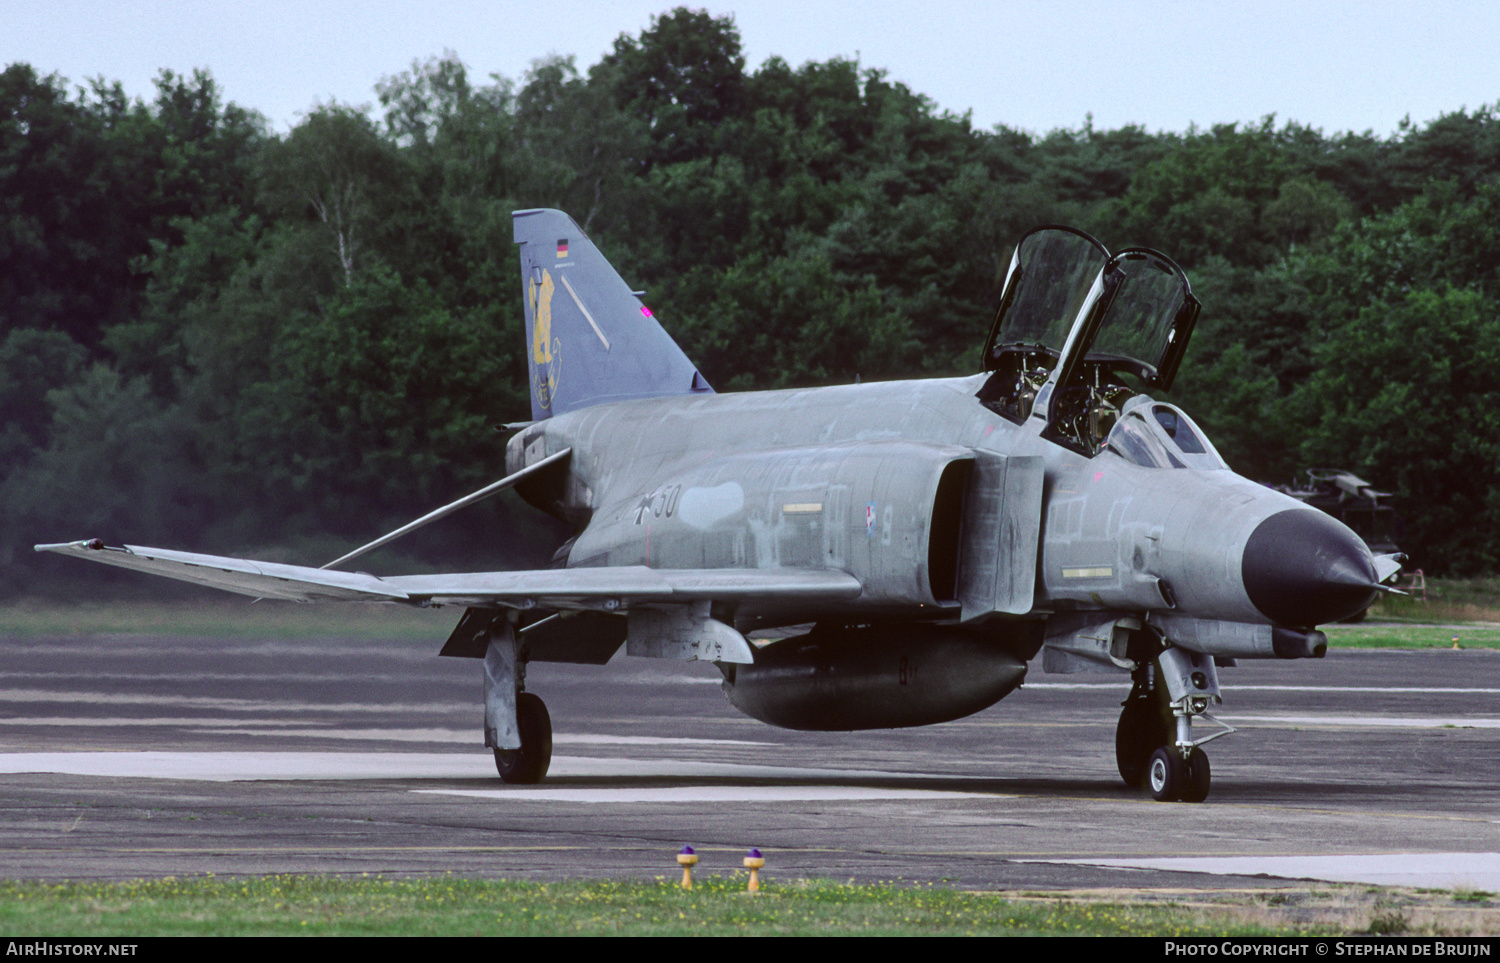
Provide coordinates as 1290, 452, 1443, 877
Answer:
35, 540, 862, 609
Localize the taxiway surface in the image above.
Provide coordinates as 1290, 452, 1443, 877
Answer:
3, 621, 1498, 891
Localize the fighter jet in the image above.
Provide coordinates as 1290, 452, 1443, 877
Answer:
38, 211, 1401, 802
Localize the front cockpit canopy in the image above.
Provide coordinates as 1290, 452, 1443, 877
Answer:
983, 226, 1109, 365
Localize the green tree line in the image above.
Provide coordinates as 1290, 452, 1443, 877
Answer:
5, 8, 1499, 591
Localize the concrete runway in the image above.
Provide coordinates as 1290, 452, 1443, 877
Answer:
3, 620, 1499, 891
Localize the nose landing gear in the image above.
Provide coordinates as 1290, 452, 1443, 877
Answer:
1116, 647, 1232, 802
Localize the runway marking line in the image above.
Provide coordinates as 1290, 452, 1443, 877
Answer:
1029, 683, 1500, 694
6, 845, 595, 854
8, 845, 865, 856
418, 786, 995, 803
1220, 714, 1500, 728
896, 794, 1500, 827
1104, 799, 1500, 827
0, 750, 1002, 789
1028, 852, 1500, 890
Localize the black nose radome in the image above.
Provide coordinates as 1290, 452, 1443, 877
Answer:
1242, 509, 1379, 626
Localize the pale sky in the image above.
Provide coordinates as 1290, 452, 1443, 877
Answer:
6, 1, 1499, 138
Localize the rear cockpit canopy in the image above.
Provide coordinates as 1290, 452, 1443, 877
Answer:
1083, 251, 1198, 387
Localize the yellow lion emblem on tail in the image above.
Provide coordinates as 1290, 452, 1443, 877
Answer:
529, 269, 561, 412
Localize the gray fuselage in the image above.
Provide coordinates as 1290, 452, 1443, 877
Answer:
506, 373, 1331, 634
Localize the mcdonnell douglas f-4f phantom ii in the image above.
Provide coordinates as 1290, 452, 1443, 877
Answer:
39, 210, 1402, 802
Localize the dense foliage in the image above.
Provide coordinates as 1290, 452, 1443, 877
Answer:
5, 8, 1500, 588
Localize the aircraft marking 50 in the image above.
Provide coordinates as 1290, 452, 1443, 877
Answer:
39, 212, 1400, 801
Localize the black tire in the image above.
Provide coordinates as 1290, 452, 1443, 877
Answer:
1179, 747, 1211, 803
494, 692, 552, 784
1147, 746, 1183, 802
1116, 699, 1168, 787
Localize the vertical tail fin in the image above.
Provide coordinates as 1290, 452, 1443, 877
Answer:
513, 209, 712, 420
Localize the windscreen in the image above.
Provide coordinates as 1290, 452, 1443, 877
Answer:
1106, 412, 1183, 469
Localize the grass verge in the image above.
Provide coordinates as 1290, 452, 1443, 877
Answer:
1367, 576, 1500, 623
4, 875, 1499, 937
1322, 623, 1500, 649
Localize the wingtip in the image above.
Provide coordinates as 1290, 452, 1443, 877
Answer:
34, 538, 106, 554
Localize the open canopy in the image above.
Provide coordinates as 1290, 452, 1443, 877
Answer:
984, 227, 1199, 392
979, 226, 1202, 456
983, 226, 1110, 366
1079, 248, 1200, 389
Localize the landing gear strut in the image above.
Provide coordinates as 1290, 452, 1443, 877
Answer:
1116, 647, 1231, 802
483, 619, 553, 784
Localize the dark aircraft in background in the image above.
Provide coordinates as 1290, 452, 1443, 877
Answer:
1270, 469, 1405, 623
40, 211, 1401, 802
1274, 468, 1403, 559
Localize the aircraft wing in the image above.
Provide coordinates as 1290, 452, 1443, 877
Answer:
33, 540, 864, 609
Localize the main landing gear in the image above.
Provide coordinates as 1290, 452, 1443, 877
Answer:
1115, 647, 1232, 802
483, 620, 553, 784
494, 692, 552, 783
